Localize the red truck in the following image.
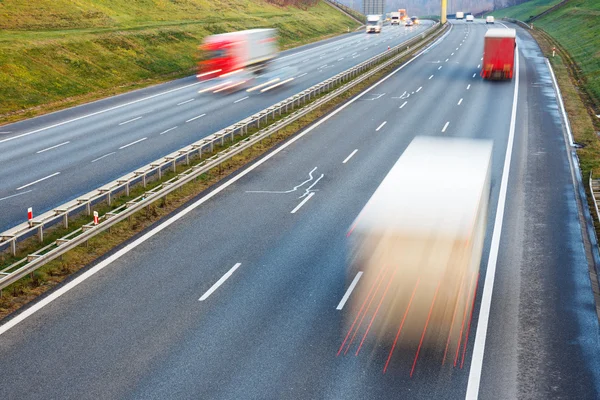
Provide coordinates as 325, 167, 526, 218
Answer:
198, 28, 277, 80
481, 28, 516, 80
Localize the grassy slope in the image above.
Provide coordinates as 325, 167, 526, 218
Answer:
0, 0, 359, 123
486, 0, 563, 20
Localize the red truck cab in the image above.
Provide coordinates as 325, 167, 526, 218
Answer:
481, 29, 516, 80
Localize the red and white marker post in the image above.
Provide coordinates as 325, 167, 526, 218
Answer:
93, 211, 99, 225
27, 207, 33, 225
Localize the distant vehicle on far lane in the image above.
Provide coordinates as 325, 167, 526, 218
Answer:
405, 19, 413, 27
486, 16, 495, 24
456, 11, 464, 19
466, 15, 474, 22
411, 16, 419, 25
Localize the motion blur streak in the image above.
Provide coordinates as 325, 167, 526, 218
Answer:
260, 77, 294, 93
461, 273, 480, 369
455, 272, 478, 367
443, 277, 466, 366
247, 78, 280, 92
383, 278, 421, 374
410, 281, 442, 378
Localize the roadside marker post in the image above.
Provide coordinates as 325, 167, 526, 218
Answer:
93, 211, 99, 225
27, 207, 32, 226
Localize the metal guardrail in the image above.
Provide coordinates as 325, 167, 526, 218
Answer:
501, 18, 531, 30
590, 171, 600, 223
0, 22, 445, 292
324, 0, 365, 24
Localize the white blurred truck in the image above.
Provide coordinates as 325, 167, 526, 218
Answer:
390, 12, 401, 25
456, 11, 464, 19
366, 15, 383, 33
347, 136, 492, 348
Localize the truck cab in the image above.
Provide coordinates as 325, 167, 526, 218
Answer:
366, 15, 383, 33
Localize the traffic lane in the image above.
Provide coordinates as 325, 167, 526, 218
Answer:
0, 24, 435, 230
478, 25, 600, 399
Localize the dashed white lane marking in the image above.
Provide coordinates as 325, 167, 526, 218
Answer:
445, 58, 449, 62
458, 98, 463, 105
438, 66, 442, 70
234, 96, 249, 104
343, 149, 358, 164
17, 172, 60, 190
119, 137, 147, 150
467, 84, 471, 90
118, 116, 142, 126
0, 190, 33, 202
36, 141, 70, 154
297, 73, 308, 78
160, 126, 178, 135
456, 47, 459, 50
416, 86, 422, 92
198, 263, 242, 301
177, 99, 194, 106
478, 64, 481, 68
451, 52, 455, 56
336, 271, 363, 310
186, 113, 206, 122
91, 152, 116, 163
429, 75, 434, 80
376, 121, 387, 131
441, 121, 450, 133
473, 73, 477, 78
400, 101, 408, 109
291, 192, 315, 214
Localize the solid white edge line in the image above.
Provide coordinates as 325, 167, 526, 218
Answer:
336, 271, 363, 310
376, 121, 387, 131
119, 137, 147, 150
0, 26, 450, 337
0, 190, 33, 202
118, 116, 142, 126
198, 263, 242, 301
441, 121, 450, 132
343, 149, 358, 164
36, 141, 70, 154
291, 192, 315, 214
466, 44, 520, 400
234, 96, 249, 104
91, 152, 116, 163
16, 172, 61, 190
0, 81, 202, 145
186, 113, 206, 123
546, 58, 574, 146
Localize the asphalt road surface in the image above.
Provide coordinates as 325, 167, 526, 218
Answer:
0, 21, 432, 232
1, 19, 599, 399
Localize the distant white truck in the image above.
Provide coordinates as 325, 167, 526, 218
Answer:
390, 12, 401, 25
456, 11, 464, 19
366, 15, 383, 33
347, 136, 492, 347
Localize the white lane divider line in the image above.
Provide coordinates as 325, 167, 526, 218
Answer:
91, 152, 116, 163
159, 126, 177, 135
445, 58, 449, 62
400, 101, 408, 109
458, 98, 463, 105
473, 73, 477, 78
429, 75, 434, 80
118, 116, 142, 126
297, 73, 308, 78
438, 66, 442, 70
0, 190, 33, 202
441, 121, 450, 133
376, 121, 387, 131
336, 271, 363, 310
17, 172, 60, 190
451, 52, 455, 56
119, 137, 147, 150
36, 141, 70, 154
467, 84, 471, 90
234, 96, 249, 104
291, 192, 315, 214
199, 263, 242, 301
186, 113, 206, 123
338, 57, 345, 61
343, 149, 358, 164
477, 64, 481, 69
456, 47, 459, 50
466, 44, 520, 400
177, 99, 194, 106
416, 86, 422, 93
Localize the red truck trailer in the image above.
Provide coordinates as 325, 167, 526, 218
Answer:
198, 29, 277, 80
481, 28, 516, 80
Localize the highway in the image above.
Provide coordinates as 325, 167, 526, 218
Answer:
0, 21, 432, 232
1, 19, 600, 399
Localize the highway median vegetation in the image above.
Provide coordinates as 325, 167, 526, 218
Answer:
0, 0, 360, 124
0, 24, 444, 321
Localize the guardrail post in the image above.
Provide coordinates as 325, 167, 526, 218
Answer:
11, 238, 16, 256
86, 201, 91, 216
38, 225, 43, 242
107, 191, 112, 206
63, 213, 68, 229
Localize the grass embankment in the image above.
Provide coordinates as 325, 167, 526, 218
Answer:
486, 0, 563, 20
0, 25, 445, 320
0, 0, 359, 125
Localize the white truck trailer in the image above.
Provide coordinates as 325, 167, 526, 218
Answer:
346, 136, 492, 350
366, 15, 383, 33
456, 11, 465, 19
390, 12, 401, 25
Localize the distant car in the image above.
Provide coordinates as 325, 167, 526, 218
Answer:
486, 16, 495, 24
405, 19, 413, 27
466, 15, 474, 22
411, 16, 419, 25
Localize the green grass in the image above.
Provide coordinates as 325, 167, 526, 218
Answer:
485, 0, 563, 21
0, 0, 359, 124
